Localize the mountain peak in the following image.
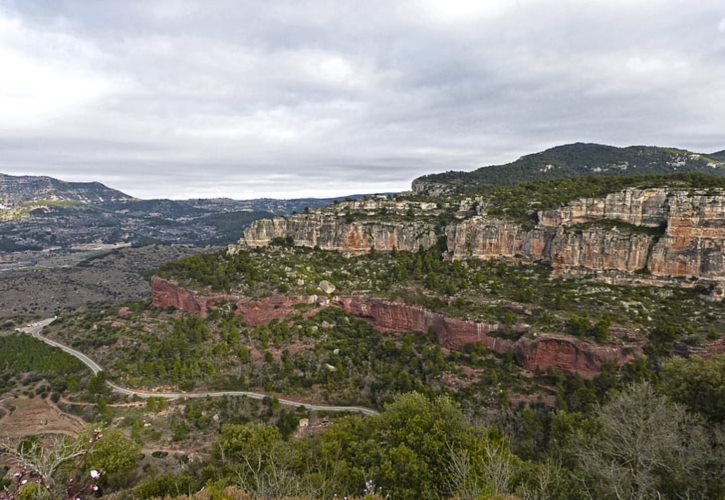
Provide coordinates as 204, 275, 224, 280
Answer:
0, 172, 134, 207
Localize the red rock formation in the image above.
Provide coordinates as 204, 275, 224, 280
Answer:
236, 295, 320, 325
334, 296, 640, 378
333, 296, 514, 351
704, 337, 725, 358
151, 276, 211, 316
150, 276, 318, 324
151, 277, 642, 378
514, 335, 643, 379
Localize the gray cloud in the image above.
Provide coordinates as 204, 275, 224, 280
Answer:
1, 0, 724, 198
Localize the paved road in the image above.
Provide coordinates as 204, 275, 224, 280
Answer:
19, 319, 379, 416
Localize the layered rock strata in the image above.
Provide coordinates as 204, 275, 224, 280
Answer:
447, 188, 725, 282
151, 276, 320, 323
234, 215, 438, 254
151, 277, 642, 378
233, 187, 725, 283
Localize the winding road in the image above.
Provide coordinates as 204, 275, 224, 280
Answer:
19, 318, 379, 416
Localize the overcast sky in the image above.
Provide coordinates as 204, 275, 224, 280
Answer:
1, 0, 724, 199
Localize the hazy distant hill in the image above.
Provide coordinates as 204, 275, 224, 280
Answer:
710, 149, 725, 161
0, 173, 134, 208
412, 143, 725, 195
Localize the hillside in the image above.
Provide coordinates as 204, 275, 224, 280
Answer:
4, 152, 725, 500
710, 149, 725, 160
412, 143, 725, 196
124, 169, 724, 497
0, 173, 133, 208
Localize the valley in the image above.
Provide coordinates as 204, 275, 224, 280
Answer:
2, 144, 724, 499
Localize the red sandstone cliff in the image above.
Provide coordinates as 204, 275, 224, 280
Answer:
513, 335, 641, 378
151, 277, 641, 378
151, 276, 318, 324
333, 296, 641, 378
332, 296, 515, 352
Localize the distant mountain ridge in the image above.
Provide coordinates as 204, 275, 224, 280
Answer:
0, 172, 378, 250
412, 143, 725, 196
0, 172, 372, 213
0, 173, 134, 208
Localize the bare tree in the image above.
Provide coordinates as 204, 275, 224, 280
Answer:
1, 430, 103, 500
519, 460, 562, 500
446, 441, 515, 499
447, 447, 483, 500
572, 382, 716, 500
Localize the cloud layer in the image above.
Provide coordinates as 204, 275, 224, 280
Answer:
1, 0, 724, 198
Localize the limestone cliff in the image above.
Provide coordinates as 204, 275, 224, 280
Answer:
233, 214, 438, 254
231, 186, 725, 284
447, 187, 725, 283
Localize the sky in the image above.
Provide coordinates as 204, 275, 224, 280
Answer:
1, 0, 724, 199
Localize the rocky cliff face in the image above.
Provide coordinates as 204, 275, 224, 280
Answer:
411, 178, 456, 197
333, 296, 514, 352
151, 276, 321, 323
151, 277, 641, 378
230, 186, 725, 284
513, 334, 641, 378
234, 214, 438, 254
334, 296, 641, 378
537, 188, 669, 227
448, 187, 725, 283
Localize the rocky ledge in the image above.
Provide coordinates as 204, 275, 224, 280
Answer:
231, 187, 725, 287
151, 276, 322, 323
232, 214, 438, 254
151, 277, 642, 378
448, 187, 725, 283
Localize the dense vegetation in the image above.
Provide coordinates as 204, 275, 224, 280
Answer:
24, 373, 719, 500
0, 334, 90, 398
51, 305, 452, 407
416, 143, 725, 193
157, 244, 724, 348
4, 331, 723, 499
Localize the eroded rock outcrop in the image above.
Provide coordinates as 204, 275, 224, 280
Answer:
231, 185, 725, 285
537, 188, 669, 227
514, 335, 642, 378
334, 296, 641, 378
151, 277, 640, 378
151, 276, 318, 323
234, 214, 438, 254
230, 196, 442, 254
333, 296, 515, 352
448, 187, 725, 283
